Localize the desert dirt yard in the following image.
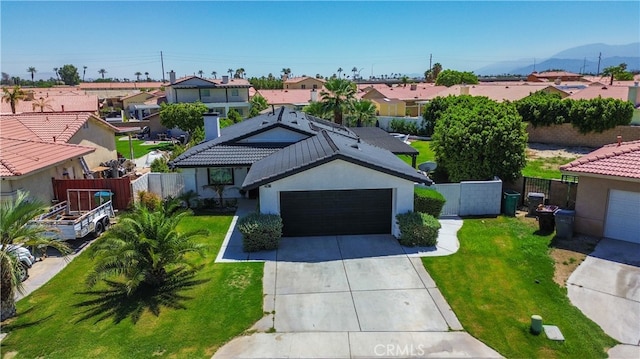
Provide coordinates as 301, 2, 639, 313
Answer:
526, 142, 594, 159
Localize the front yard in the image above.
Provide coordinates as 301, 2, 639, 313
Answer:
422, 216, 616, 358
1, 214, 263, 358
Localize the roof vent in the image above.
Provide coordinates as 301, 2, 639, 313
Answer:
261, 121, 269, 125
292, 120, 298, 124
350, 143, 359, 149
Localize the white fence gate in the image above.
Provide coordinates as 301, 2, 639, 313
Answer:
433, 183, 461, 216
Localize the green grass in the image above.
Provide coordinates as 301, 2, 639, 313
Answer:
115, 136, 174, 159
1, 213, 263, 358
399, 140, 435, 167
422, 216, 617, 358
522, 156, 577, 179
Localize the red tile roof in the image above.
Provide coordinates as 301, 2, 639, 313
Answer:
78, 82, 167, 90
363, 83, 446, 101
0, 137, 94, 177
0, 113, 118, 143
560, 140, 640, 179
257, 89, 319, 105
0, 94, 99, 114
284, 76, 326, 84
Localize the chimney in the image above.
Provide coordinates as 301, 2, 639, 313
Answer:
628, 81, 640, 106
203, 112, 221, 141
169, 70, 176, 84
310, 89, 318, 102
222, 75, 229, 84
410, 84, 417, 91
460, 85, 470, 95
61, 105, 65, 112
617, 135, 622, 146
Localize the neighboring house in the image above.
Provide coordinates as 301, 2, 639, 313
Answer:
0, 93, 99, 114
527, 71, 583, 82
0, 112, 119, 172
171, 107, 430, 237
560, 140, 640, 244
256, 88, 320, 110
567, 82, 632, 102
433, 83, 571, 102
0, 137, 95, 203
360, 83, 446, 116
79, 81, 167, 99
283, 76, 325, 90
165, 72, 251, 117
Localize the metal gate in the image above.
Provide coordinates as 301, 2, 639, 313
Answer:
521, 177, 551, 206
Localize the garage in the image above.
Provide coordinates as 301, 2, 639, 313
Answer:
280, 189, 392, 237
604, 189, 640, 244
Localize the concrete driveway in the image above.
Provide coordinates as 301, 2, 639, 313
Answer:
214, 202, 501, 358
567, 238, 640, 355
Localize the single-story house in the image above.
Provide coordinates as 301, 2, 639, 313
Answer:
560, 140, 640, 244
171, 107, 430, 237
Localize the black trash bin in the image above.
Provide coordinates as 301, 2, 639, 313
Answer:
536, 205, 559, 233
555, 209, 576, 239
527, 192, 545, 216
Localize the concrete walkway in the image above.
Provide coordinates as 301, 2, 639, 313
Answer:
567, 238, 640, 357
213, 200, 501, 358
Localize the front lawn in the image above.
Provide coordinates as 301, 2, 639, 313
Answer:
422, 216, 616, 358
115, 136, 175, 159
1, 214, 263, 358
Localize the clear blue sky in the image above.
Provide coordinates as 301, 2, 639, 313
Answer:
2, 1, 639, 81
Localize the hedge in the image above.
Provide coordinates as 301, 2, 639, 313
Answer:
396, 211, 441, 247
414, 187, 446, 218
237, 212, 283, 252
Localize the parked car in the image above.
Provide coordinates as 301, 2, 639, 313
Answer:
4, 244, 36, 282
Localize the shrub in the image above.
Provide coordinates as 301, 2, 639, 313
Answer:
414, 187, 446, 217
238, 213, 283, 252
396, 211, 441, 247
136, 190, 161, 210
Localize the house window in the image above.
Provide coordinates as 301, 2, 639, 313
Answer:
301, 84, 306, 89
201, 89, 210, 97
208, 168, 234, 185
313, 84, 318, 89
231, 89, 239, 96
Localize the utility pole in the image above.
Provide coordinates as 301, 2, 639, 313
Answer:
581, 57, 586, 74
596, 52, 602, 76
533, 58, 536, 72
161, 51, 166, 82
429, 54, 432, 71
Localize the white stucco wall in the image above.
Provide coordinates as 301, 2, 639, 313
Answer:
258, 159, 415, 237
459, 178, 502, 216
236, 127, 308, 144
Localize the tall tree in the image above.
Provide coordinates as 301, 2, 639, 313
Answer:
337, 67, 343, 78
197, 70, 204, 77
401, 75, 409, 87
211, 71, 217, 79
134, 71, 142, 81
98, 68, 107, 79
227, 68, 234, 78
53, 67, 59, 81
58, 64, 80, 85
2, 85, 26, 114
351, 67, 358, 79
435, 69, 478, 87
320, 78, 356, 125
602, 63, 630, 85
249, 94, 268, 118
32, 97, 54, 112
159, 102, 208, 137
349, 99, 377, 127
144, 71, 149, 81
86, 201, 207, 294
27, 67, 36, 82
302, 101, 330, 119
1, 191, 71, 320
82, 66, 87, 81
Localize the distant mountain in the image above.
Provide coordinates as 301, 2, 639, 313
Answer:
475, 43, 640, 76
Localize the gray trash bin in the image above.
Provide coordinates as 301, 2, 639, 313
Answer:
555, 209, 575, 239
528, 192, 545, 216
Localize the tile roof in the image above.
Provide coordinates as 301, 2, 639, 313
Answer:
257, 89, 320, 105
170, 145, 279, 167
0, 112, 118, 143
78, 82, 168, 90
530, 71, 582, 78
0, 94, 99, 114
242, 130, 430, 189
560, 140, 640, 179
284, 76, 326, 84
434, 83, 559, 102
0, 137, 95, 177
567, 84, 629, 101
363, 83, 446, 101
349, 127, 418, 155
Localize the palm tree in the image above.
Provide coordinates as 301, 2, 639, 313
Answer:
144, 71, 149, 81
320, 78, 356, 125
197, 70, 204, 78
53, 67, 59, 81
32, 97, 54, 113
211, 71, 217, 79
134, 72, 142, 81
27, 67, 36, 82
98, 69, 107, 79
351, 67, 358, 79
86, 201, 207, 294
82, 66, 87, 82
235, 68, 245, 79
1, 191, 71, 320
302, 101, 329, 120
2, 85, 26, 114
337, 67, 343, 78
227, 68, 234, 78
281, 68, 291, 79
350, 99, 377, 127
401, 75, 409, 87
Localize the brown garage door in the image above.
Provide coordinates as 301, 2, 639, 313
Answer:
279, 189, 392, 237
